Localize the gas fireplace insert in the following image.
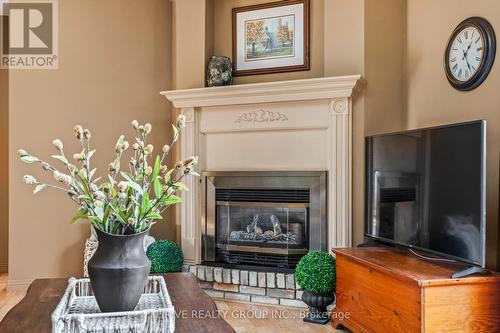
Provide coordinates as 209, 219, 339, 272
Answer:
202, 171, 327, 269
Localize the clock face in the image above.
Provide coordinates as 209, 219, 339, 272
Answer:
447, 26, 484, 82
444, 17, 496, 91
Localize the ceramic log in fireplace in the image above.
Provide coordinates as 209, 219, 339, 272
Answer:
202, 172, 327, 269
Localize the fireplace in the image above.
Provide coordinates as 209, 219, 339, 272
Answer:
202, 172, 327, 269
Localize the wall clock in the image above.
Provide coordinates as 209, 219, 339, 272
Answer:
444, 17, 496, 91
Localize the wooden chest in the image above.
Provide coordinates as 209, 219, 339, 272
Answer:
331, 247, 500, 333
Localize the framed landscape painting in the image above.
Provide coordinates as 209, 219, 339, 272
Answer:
232, 0, 310, 76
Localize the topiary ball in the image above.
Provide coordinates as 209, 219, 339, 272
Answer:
146, 240, 184, 273
295, 251, 335, 293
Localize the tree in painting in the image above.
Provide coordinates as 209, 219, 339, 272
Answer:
277, 23, 293, 47
246, 20, 266, 56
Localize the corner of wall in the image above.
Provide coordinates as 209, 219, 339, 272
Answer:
401, 0, 409, 129
0, 15, 8, 274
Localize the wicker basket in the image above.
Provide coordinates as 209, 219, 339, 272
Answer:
51, 276, 175, 333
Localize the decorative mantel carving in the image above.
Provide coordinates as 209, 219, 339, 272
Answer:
330, 99, 348, 115
234, 110, 288, 123
161, 76, 364, 264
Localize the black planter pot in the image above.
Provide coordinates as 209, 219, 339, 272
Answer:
301, 290, 335, 324
88, 228, 151, 313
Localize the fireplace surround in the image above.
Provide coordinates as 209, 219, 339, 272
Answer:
161, 76, 364, 265
161, 76, 364, 306
202, 172, 327, 269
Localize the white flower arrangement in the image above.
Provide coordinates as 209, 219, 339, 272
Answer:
19, 116, 197, 235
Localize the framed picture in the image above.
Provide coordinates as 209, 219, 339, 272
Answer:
232, 0, 310, 76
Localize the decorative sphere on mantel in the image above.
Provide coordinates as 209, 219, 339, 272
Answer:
207, 56, 233, 87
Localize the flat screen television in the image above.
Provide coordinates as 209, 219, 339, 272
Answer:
365, 120, 486, 267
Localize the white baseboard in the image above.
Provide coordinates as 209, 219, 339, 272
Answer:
0, 263, 7, 273
7, 279, 33, 292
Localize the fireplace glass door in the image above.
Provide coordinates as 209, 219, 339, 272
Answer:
218, 202, 308, 249
214, 188, 310, 268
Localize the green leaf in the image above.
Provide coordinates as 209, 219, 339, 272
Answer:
134, 205, 140, 220
88, 168, 97, 181
151, 155, 161, 181
145, 212, 163, 220
115, 135, 125, 146
95, 206, 104, 221
20, 155, 40, 164
189, 171, 200, 177
70, 210, 88, 224
163, 169, 174, 184
127, 181, 144, 196
172, 182, 189, 191
141, 192, 151, 215
78, 168, 87, 179
112, 222, 122, 234
153, 178, 162, 199
113, 159, 120, 173
120, 171, 134, 182
103, 206, 111, 225
87, 149, 96, 160
88, 215, 101, 224
33, 184, 47, 194
117, 209, 128, 224
172, 124, 179, 140
160, 195, 182, 205
51, 155, 68, 164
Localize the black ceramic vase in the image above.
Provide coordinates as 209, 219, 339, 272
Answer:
88, 228, 151, 313
302, 290, 335, 324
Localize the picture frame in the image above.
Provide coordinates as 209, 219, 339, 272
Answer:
232, 0, 310, 76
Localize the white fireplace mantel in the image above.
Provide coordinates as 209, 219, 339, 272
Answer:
161, 75, 365, 264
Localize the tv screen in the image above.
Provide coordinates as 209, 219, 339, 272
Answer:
365, 121, 486, 267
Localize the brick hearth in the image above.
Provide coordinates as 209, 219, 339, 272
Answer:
183, 265, 306, 308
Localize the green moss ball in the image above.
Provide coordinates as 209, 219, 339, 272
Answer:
295, 251, 335, 293
147, 240, 184, 273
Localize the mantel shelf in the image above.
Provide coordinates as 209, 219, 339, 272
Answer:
160, 75, 365, 108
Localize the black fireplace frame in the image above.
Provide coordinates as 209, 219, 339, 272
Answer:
201, 171, 327, 267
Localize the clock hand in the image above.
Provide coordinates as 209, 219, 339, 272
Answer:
462, 50, 472, 71
467, 41, 473, 52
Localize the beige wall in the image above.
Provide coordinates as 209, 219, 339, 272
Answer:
172, 0, 209, 89
406, 0, 500, 268
323, 0, 366, 247
8, 0, 173, 288
328, 0, 408, 248
0, 22, 8, 273
364, 0, 406, 135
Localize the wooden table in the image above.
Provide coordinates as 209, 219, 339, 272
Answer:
0, 272, 235, 333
